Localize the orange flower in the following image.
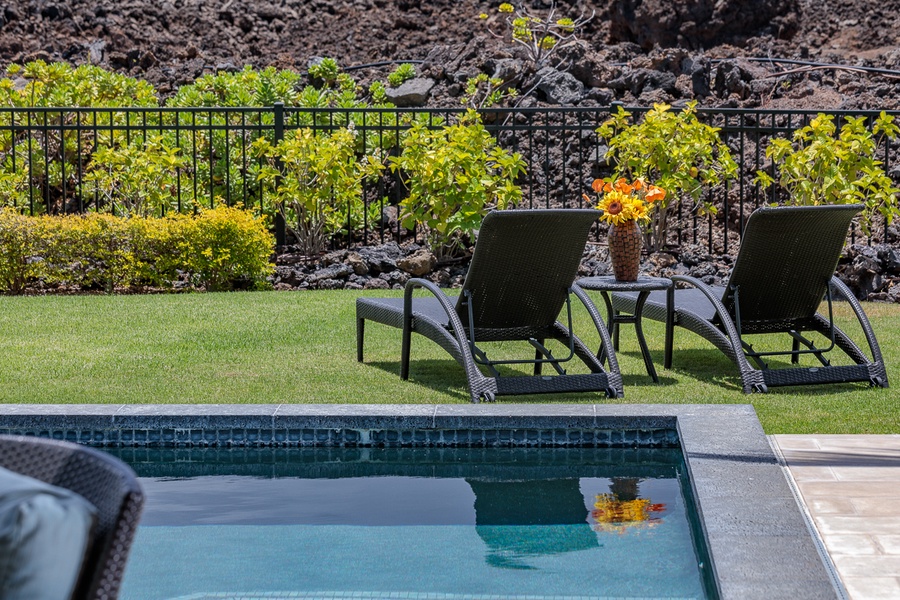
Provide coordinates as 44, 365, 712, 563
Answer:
591, 179, 604, 193
613, 177, 633, 194
645, 185, 666, 203
632, 178, 644, 191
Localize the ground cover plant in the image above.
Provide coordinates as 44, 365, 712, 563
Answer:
0, 290, 895, 434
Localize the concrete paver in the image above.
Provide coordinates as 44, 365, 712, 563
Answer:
772, 435, 900, 600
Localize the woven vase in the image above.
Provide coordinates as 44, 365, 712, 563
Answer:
608, 220, 642, 282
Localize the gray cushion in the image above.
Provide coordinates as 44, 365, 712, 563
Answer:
0, 465, 98, 600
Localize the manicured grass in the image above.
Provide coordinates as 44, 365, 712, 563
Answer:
0, 290, 897, 434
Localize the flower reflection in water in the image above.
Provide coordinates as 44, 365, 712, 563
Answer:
590, 477, 667, 535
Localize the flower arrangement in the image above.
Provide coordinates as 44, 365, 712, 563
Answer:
583, 177, 666, 226
590, 492, 666, 535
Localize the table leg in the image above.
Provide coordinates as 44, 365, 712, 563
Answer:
633, 291, 659, 383
596, 291, 616, 366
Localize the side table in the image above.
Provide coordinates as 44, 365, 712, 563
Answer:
574, 275, 674, 383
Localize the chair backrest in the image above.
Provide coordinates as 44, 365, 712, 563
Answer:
0, 435, 144, 600
723, 204, 862, 323
455, 209, 599, 329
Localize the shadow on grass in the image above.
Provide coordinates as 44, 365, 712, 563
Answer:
364, 357, 682, 403
364, 360, 469, 400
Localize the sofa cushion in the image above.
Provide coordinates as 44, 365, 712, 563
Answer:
0, 465, 98, 600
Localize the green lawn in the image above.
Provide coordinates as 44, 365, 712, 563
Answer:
0, 290, 897, 434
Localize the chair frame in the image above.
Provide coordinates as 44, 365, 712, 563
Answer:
613, 204, 889, 393
357, 209, 624, 403
0, 435, 144, 600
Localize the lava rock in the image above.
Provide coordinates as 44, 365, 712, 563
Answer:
385, 77, 435, 107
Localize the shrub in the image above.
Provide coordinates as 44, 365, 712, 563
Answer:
0, 61, 160, 214
0, 207, 273, 293
0, 209, 43, 293
597, 102, 739, 252
483, 2, 593, 71
389, 110, 526, 258
253, 127, 384, 256
82, 134, 186, 217
755, 112, 900, 234
40, 213, 137, 292
178, 205, 275, 292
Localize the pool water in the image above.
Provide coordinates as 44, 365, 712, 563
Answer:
111, 447, 714, 600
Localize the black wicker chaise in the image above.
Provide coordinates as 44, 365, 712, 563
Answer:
356, 209, 624, 403
612, 204, 889, 393
0, 435, 144, 600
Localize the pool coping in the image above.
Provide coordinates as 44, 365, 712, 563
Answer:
0, 403, 839, 600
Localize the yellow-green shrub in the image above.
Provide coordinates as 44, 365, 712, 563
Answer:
0, 208, 44, 293
0, 206, 274, 294
177, 205, 275, 292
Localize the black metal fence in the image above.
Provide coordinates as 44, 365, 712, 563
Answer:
1, 103, 898, 252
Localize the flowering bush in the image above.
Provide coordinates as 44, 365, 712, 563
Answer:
584, 177, 666, 226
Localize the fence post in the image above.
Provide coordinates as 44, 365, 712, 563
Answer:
273, 102, 286, 247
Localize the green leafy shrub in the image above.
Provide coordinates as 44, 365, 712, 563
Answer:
755, 112, 900, 234
387, 63, 416, 88
1, 61, 158, 108
389, 110, 526, 258
82, 134, 186, 217
0, 61, 160, 214
253, 126, 384, 255
597, 102, 739, 252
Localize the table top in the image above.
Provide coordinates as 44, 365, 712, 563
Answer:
575, 275, 673, 292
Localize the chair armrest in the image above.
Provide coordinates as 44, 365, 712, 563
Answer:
670, 275, 761, 388
829, 276, 887, 368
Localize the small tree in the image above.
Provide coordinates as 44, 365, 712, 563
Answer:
755, 112, 900, 235
597, 102, 739, 252
389, 110, 526, 259
253, 126, 383, 255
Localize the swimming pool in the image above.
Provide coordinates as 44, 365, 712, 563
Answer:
0, 404, 841, 599
111, 447, 715, 600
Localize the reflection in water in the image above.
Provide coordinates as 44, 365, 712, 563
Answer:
590, 477, 667, 535
469, 479, 600, 570
469, 477, 669, 568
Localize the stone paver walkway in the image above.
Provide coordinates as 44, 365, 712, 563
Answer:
772, 435, 900, 600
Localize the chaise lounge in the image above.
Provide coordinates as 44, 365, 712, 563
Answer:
356, 209, 624, 403
611, 204, 889, 393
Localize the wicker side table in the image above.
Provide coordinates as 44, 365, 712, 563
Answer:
575, 275, 674, 383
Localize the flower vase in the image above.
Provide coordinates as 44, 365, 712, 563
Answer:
608, 220, 642, 282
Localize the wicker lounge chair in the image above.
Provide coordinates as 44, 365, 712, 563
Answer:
356, 209, 624, 403
0, 435, 145, 600
611, 204, 889, 393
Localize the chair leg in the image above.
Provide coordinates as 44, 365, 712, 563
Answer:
401, 318, 412, 380
356, 318, 365, 362
664, 285, 674, 369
